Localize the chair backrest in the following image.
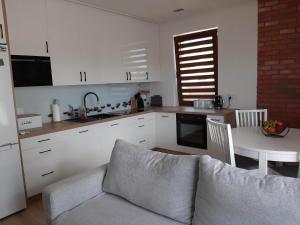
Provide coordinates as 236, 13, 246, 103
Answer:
206, 118, 236, 166
235, 109, 268, 127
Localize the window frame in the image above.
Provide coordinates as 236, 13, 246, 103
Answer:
174, 29, 218, 106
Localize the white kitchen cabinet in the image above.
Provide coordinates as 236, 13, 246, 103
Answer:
19, 113, 157, 197
20, 131, 68, 197
47, 0, 86, 86
62, 124, 109, 177
0, 0, 6, 44
155, 113, 177, 149
130, 113, 156, 149
5, 0, 48, 56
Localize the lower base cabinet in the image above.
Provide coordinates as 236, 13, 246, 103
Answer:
20, 112, 228, 197
20, 113, 157, 197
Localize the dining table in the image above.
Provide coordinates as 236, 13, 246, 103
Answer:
231, 127, 300, 178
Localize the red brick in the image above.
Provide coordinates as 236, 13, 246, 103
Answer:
258, 0, 300, 128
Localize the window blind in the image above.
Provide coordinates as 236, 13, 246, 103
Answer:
174, 29, 218, 106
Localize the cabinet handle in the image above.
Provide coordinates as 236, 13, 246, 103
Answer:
84, 72, 87, 82
138, 118, 144, 120
146, 72, 149, 80
38, 138, 51, 143
46, 41, 49, 53
79, 130, 89, 134
161, 115, 169, 118
0, 24, 3, 39
80, 72, 83, 82
138, 125, 145, 128
41, 171, 54, 177
210, 119, 220, 122
139, 140, 146, 143
110, 123, 119, 127
129, 72, 132, 80
126, 72, 129, 80
39, 149, 52, 154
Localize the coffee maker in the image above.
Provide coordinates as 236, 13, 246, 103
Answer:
212, 95, 224, 109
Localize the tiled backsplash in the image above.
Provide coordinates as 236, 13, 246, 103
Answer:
14, 83, 151, 123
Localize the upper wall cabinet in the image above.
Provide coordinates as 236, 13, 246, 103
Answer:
0, 0, 6, 43
5, 0, 160, 85
46, 0, 92, 86
5, 0, 48, 56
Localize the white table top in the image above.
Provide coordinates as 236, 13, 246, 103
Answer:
232, 127, 300, 154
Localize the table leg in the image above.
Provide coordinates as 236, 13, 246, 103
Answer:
259, 152, 268, 175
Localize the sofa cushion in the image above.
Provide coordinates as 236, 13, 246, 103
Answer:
52, 193, 187, 225
193, 155, 300, 225
103, 139, 199, 224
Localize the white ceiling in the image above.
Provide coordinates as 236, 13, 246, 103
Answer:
75, 0, 253, 23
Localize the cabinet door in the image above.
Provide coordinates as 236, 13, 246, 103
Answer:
0, 0, 6, 43
5, 0, 48, 56
0, 145, 26, 218
62, 126, 104, 176
0, 45, 18, 145
155, 113, 177, 149
47, 0, 84, 86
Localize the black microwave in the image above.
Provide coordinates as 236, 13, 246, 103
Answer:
11, 55, 53, 87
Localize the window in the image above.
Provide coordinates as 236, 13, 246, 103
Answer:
174, 28, 218, 106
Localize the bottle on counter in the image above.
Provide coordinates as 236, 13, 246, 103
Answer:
52, 99, 62, 122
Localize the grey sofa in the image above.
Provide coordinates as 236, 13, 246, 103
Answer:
43, 140, 300, 225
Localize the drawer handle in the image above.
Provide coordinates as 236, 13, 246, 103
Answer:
161, 115, 169, 118
38, 138, 51, 143
110, 123, 119, 127
138, 118, 145, 120
210, 119, 220, 122
138, 125, 145, 128
79, 130, 89, 134
39, 149, 52, 154
41, 171, 54, 177
139, 140, 146, 143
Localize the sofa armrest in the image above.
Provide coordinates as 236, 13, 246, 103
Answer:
42, 164, 107, 224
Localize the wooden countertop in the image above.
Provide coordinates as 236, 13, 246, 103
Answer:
18, 106, 235, 139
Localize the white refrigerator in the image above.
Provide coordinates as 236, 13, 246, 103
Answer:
0, 31, 26, 220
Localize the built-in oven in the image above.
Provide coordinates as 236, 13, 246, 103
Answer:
11, 55, 53, 87
176, 114, 207, 149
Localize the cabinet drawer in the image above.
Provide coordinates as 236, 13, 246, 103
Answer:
20, 132, 64, 150
22, 144, 63, 197
25, 166, 61, 197
22, 144, 61, 168
133, 113, 155, 123
207, 115, 224, 123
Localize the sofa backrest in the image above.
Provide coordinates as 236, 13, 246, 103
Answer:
193, 155, 300, 225
103, 139, 200, 224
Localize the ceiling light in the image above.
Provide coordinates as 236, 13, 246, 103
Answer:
173, 8, 184, 13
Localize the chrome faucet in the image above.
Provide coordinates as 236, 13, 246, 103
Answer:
83, 92, 99, 110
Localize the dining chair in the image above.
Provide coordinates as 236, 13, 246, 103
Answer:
207, 118, 236, 166
207, 118, 279, 175
235, 109, 268, 127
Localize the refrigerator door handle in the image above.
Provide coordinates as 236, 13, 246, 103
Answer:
0, 142, 18, 149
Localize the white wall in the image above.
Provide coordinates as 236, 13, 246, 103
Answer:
14, 83, 150, 123
151, 1, 258, 109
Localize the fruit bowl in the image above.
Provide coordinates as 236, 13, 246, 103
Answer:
262, 120, 289, 137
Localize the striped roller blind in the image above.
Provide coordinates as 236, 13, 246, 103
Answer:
174, 29, 218, 106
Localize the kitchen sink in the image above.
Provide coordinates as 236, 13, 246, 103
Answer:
66, 113, 119, 123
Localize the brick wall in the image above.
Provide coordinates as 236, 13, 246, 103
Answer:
257, 0, 300, 128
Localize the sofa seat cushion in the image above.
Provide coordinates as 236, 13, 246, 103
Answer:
52, 193, 187, 225
193, 155, 300, 225
103, 139, 199, 224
